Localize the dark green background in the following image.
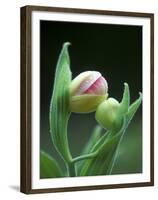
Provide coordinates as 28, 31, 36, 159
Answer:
40, 20, 142, 176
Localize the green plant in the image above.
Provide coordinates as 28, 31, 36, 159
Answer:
40, 42, 142, 178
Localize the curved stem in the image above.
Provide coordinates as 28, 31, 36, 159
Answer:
72, 151, 98, 164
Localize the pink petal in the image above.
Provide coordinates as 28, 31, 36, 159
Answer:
84, 76, 108, 95
75, 72, 101, 95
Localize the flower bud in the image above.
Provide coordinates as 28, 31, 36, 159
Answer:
69, 71, 108, 113
95, 98, 120, 130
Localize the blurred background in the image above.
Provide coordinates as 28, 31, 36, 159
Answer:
40, 20, 142, 176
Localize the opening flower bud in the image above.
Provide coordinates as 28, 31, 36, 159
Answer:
95, 98, 120, 130
69, 71, 108, 113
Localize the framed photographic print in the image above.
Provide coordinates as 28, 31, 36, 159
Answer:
20, 5, 154, 194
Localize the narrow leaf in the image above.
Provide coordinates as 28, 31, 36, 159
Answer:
78, 127, 119, 176
126, 93, 142, 124
49, 42, 72, 163
112, 83, 130, 132
79, 118, 126, 176
89, 135, 121, 176
79, 133, 121, 176
76, 125, 102, 174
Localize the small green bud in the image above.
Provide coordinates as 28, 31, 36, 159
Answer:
69, 71, 108, 113
95, 98, 121, 130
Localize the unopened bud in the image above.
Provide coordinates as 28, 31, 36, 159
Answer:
69, 71, 108, 113
95, 98, 121, 130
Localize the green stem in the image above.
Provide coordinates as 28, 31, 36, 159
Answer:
72, 151, 98, 164
67, 162, 76, 177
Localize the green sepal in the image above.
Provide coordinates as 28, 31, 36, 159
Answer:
49, 42, 72, 163
112, 83, 130, 132
119, 83, 130, 113
40, 151, 63, 178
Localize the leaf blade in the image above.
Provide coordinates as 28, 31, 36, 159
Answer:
40, 151, 63, 178
49, 42, 72, 163
79, 119, 126, 176
126, 93, 142, 124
